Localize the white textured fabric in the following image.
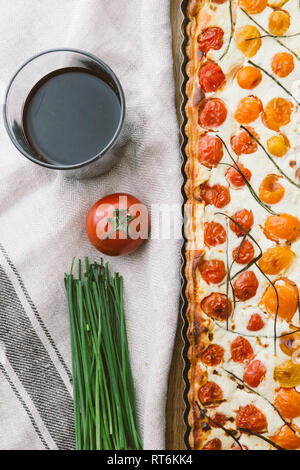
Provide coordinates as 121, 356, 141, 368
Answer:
0, 0, 181, 450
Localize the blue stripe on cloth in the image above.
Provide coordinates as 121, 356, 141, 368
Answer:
0, 264, 75, 450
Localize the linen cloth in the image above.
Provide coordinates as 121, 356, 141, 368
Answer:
0, 0, 182, 450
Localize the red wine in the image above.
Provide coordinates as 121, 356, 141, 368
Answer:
23, 67, 122, 167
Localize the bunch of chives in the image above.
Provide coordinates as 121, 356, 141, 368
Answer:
64, 258, 142, 450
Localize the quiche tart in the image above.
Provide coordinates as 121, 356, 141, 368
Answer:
184, 0, 300, 450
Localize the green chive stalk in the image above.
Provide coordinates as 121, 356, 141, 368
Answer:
64, 258, 142, 450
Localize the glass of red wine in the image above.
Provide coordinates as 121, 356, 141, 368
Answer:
3, 49, 125, 178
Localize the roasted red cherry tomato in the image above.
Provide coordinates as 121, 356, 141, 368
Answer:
200, 182, 230, 208
230, 209, 254, 237
198, 259, 226, 285
204, 222, 227, 247
198, 134, 223, 168
243, 359, 266, 388
198, 381, 223, 405
236, 404, 267, 433
203, 438, 222, 450
200, 344, 225, 366
225, 163, 252, 189
231, 127, 258, 155
231, 442, 249, 450
86, 193, 150, 256
233, 271, 259, 301
199, 61, 226, 93
211, 412, 227, 428
198, 27, 224, 55
247, 313, 265, 331
231, 336, 253, 363
201, 293, 232, 321
232, 239, 255, 265
198, 98, 228, 129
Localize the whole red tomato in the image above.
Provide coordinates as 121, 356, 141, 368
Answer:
86, 193, 150, 256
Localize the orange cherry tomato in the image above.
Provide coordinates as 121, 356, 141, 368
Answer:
232, 239, 255, 265
269, 10, 291, 36
238, 0, 267, 14
201, 293, 233, 321
247, 313, 265, 331
275, 388, 300, 419
267, 134, 290, 157
264, 97, 293, 131
259, 174, 285, 204
231, 127, 258, 155
271, 52, 294, 78
264, 213, 300, 242
200, 182, 230, 208
199, 61, 226, 93
244, 359, 266, 388
198, 259, 226, 285
234, 271, 259, 301
198, 27, 224, 56
211, 412, 227, 428
236, 66, 262, 90
198, 381, 224, 405
236, 404, 267, 433
258, 245, 294, 275
203, 438, 222, 450
204, 222, 227, 247
230, 209, 254, 237
280, 326, 300, 357
198, 98, 228, 129
234, 95, 262, 124
261, 278, 299, 321
271, 425, 300, 450
235, 25, 261, 58
225, 163, 252, 189
231, 336, 254, 363
198, 134, 223, 168
200, 344, 225, 366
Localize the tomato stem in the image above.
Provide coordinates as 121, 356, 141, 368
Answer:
97, 209, 135, 246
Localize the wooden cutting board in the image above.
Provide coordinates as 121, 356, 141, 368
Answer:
165, 0, 186, 451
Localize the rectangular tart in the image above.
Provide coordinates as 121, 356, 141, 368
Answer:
184, 0, 300, 450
